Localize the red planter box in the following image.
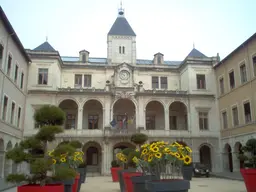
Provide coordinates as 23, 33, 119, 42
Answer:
123, 172, 142, 192
241, 168, 256, 192
18, 184, 64, 192
72, 173, 80, 192
111, 167, 122, 182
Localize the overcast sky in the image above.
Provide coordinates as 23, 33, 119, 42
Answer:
1, 0, 255, 61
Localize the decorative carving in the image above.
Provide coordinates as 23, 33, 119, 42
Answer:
78, 98, 84, 103
115, 91, 134, 99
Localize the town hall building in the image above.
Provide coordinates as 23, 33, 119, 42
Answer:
23, 7, 222, 175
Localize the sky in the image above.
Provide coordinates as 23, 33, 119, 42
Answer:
1, 0, 256, 61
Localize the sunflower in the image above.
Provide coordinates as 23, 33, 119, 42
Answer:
141, 143, 149, 148
142, 149, 148, 155
185, 146, 192, 153
173, 142, 182, 147
60, 157, 66, 163
52, 159, 57, 164
132, 157, 138, 163
48, 149, 54, 157
150, 143, 157, 149
164, 147, 170, 153
155, 152, 162, 159
151, 147, 159, 153
168, 151, 175, 156
184, 155, 192, 165
179, 153, 185, 160
174, 152, 181, 159
148, 155, 153, 162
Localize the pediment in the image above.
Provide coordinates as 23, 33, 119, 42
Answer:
116, 62, 134, 71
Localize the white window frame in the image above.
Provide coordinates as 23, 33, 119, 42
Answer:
1, 93, 9, 122
242, 99, 252, 124
251, 52, 256, 78
10, 100, 16, 125
238, 60, 248, 85
218, 74, 225, 96
228, 69, 235, 91
220, 108, 228, 129
17, 105, 22, 128
231, 103, 239, 127
6, 51, 13, 77
13, 61, 19, 83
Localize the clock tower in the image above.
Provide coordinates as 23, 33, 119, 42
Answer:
107, 4, 136, 65
114, 63, 134, 87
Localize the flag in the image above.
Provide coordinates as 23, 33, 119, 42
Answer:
122, 116, 127, 129
110, 119, 117, 128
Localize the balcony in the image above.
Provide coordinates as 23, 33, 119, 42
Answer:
103, 127, 138, 138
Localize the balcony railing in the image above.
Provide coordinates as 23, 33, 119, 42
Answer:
103, 127, 138, 137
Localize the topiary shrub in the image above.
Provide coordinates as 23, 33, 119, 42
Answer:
111, 160, 120, 168
241, 138, 256, 168
5, 105, 77, 186
131, 133, 148, 145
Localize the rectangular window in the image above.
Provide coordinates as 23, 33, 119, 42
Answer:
14, 65, 19, 83
122, 46, 125, 54
229, 71, 235, 89
253, 56, 256, 77
17, 107, 21, 128
222, 111, 228, 129
199, 112, 208, 130
82, 54, 86, 63
88, 115, 99, 129
84, 75, 91, 87
10, 102, 15, 125
38, 68, 48, 85
196, 74, 206, 89
243, 102, 251, 123
20, 72, 24, 89
7, 54, 12, 76
0, 44, 3, 68
240, 64, 247, 84
157, 55, 161, 64
74, 74, 82, 87
65, 113, 76, 129
146, 116, 155, 130
152, 76, 159, 89
219, 77, 224, 95
2, 96, 8, 121
169, 116, 177, 130
160, 77, 167, 89
119, 46, 122, 54
232, 106, 239, 126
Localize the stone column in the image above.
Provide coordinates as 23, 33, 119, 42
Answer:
77, 107, 83, 130
164, 108, 169, 130
104, 101, 111, 127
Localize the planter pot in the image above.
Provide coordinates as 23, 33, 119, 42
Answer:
182, 164, 193, 181
77, 168, 85, 191
83, 167, 87, 183
131, 175, 157, 192
72, 174, 80, 192
145, 179, 190, 192
18, 184, 64, 192
241, 168, 256, 192
111, 167, 123, 182
63, 178, 75, 192
118, 169, 137, 192
123, 172, 142, 192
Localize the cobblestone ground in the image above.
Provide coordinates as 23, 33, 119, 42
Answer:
80, 176, 247, 192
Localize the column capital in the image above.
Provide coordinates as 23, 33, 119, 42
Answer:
78, 107, 83, 111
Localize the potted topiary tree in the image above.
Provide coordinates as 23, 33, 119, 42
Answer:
111, 160, 122, 182
131, 133, 148, 147
5, 105, 77, 192
240, 138, 256, 192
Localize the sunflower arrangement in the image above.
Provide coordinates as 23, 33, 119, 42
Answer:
116, 152, 128, 163
132, 141, 192, 179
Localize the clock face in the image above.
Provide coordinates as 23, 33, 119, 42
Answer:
119, 70, 130, 80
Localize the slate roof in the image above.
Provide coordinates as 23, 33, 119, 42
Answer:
108, 17, 136, 36
186, 48, 207, 58
33, 41, 56, 52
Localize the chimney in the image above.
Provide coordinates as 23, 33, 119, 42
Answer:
217, 53, 220, 62
153, 52, 164, 64
79, 50, 90, 63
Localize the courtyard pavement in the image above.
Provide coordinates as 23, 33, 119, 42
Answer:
80, 176, 247, 192
2, 176, 247, 192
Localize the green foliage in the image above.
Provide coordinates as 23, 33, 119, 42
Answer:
34, 105, 65, 126
131, 133, 148, 145
6, 174, 27, 183
122, 148, 134, 156
58, 140, 82, 149
35, 126, 63, 142
53, 144, 76, 156
111, 160, 120, 168
5, 105, 77, 185
127, 150, 140, 168
241, 138, 256, 168
78, 161, 87, 168
53, 166, 77, 181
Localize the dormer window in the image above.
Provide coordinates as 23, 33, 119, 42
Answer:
119, 46, 125, 54
79, 50, 89, 63
154, 53, 164, 64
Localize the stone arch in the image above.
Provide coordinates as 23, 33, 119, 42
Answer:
59, 99, 79, 130
111, 98, 138, 112
234, 142, 243, 170
169, 101, 188, 130
4, 141, 13, 177
145, 100, 165, 130
199, 143, 212, 170
144, 99, 165, 111
168, 100, 188, 110
82, 98, 104, 109
57, 97, 79, 107
83, 99, 103, 130
82, 141, 102, 174
224, 143, 233, 172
